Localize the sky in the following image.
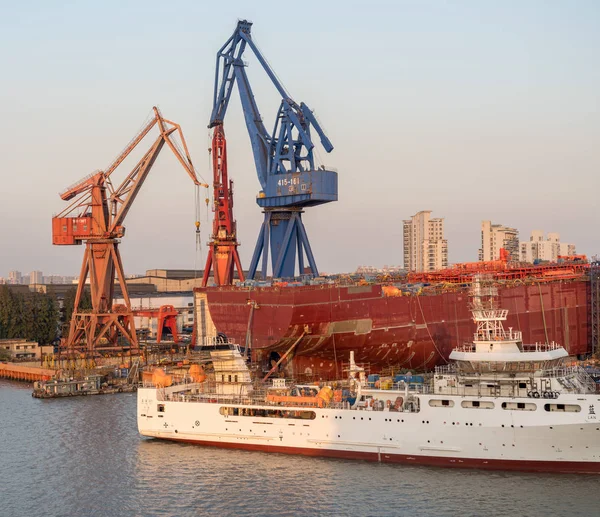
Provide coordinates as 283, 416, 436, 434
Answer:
0, 0, 598, 277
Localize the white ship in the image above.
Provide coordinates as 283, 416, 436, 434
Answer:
138, 277, 600, 473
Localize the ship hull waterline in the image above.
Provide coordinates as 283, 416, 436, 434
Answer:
141, 436, 600, 474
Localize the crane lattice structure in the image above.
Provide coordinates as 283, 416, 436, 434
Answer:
53, 107, 206, 355
201, 124, 245, 287
210, 20, 337, 279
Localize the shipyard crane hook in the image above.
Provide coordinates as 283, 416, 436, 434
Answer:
211, 20, 337, 280
52, 107, 208, 355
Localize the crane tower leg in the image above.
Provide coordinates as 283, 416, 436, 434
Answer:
247, 208, 318, 280
65, 241, 138, 355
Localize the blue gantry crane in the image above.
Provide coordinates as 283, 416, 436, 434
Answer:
210, 20, 337, 279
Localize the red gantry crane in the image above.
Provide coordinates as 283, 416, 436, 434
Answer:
53, 107, 207, 355
132, 305, 180, 344
201, 123, 244, 286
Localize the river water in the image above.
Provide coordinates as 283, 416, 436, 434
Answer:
1, 379, 598, 517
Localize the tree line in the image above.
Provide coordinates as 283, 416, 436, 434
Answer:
0, 286, 59, 344
0, 285, 95, 345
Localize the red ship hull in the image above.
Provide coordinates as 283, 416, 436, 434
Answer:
195, 278, 590, 376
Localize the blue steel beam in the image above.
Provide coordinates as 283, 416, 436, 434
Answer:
247, 223, 265, 280
210, 20, 336, 279
273, 213, 297, 277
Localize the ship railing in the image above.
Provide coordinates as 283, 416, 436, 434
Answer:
574, 368, 598, 393
408, 383, 431, 394
472, 329, 523, 342
373, 382, 432, 394
148, 380, 439, 408
433, 385, 498, 397
521, 341, 564, 352
454, 340, 564, 353
434, 364, 457, 375
539, 366, 596, 393
196, 336, 237, 347
454, 344, 476, 353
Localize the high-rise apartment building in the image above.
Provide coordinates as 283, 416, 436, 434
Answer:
8, 271, 22, 285
403, 211, 448, 272
479, 221, 519, 261
29, 271, 44, 285
520, 231, 576, 263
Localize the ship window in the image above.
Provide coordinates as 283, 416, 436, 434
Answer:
461, 400, 494, 409
501, 402, 536, 411
235, 375, 238, 383
518, 382, 527, 389
429, 399, 454, 408
157, 404, 165, 413
220, 407, 316, 420
228, 375, 232, 383
544, 404, 581, 413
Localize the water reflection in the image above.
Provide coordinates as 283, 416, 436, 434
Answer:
1, 381, 599, 517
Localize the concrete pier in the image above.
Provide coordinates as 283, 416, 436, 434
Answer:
0, 363, 56, 382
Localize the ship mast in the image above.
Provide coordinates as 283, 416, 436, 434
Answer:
470, 275, 521, 345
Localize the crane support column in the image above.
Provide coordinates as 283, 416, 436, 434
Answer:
202, 124, 244, 287
247, 208, 319, 279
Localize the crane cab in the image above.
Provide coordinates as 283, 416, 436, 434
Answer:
52, 216, 94, 245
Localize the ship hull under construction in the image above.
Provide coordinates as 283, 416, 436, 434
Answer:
195, 279, 589, 376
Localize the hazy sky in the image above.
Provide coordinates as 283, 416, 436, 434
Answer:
0, 0, 598, 277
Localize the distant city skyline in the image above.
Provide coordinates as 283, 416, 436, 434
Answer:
0, 1, 598, 275
0, 212, 585, 282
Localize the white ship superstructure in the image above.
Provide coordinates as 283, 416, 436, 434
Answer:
138, 279, 600, 473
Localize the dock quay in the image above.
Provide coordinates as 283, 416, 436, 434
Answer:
0, 363, 56, 382
0, 358, 141, 399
